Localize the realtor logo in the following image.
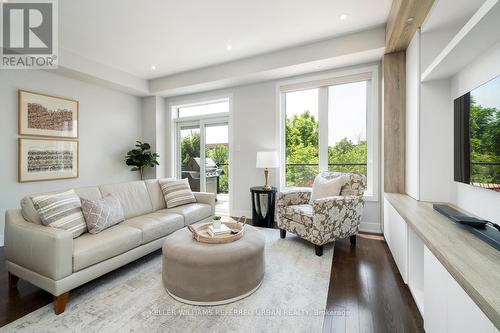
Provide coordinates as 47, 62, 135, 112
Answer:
1, 0, 58, 69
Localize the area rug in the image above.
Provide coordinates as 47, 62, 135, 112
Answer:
1, 228, 333, 333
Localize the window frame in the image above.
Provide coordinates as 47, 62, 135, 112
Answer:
277, 65, 379, 201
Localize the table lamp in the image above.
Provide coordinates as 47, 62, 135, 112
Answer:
256, 152, 279, 190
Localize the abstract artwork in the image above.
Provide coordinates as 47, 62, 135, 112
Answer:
18, 90, 79, 138
19, 138, 79, 182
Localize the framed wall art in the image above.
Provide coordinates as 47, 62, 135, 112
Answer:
18, 138, 79, 182
18, 90, 79, 138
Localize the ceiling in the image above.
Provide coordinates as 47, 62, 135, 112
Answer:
59, 0, 392, 80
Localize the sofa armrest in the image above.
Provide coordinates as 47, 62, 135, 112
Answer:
193, 192, 216, 214
5, 209, 73, 280
312, 195, 365, 237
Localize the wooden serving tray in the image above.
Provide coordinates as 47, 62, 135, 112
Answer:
187, 216, 247, 244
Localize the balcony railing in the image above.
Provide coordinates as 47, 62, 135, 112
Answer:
286, 162, 367, 187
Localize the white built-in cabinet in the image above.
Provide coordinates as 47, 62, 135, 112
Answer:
384, 199, 499, 332
424, 246, 498, 333
383, 198, 408, 282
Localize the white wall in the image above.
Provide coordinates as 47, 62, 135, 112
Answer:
165, 65, 383, 232
142, 96, 167, 179
449, 41, 500, 223
406, 31, 421, 200
0, 70, 143, 245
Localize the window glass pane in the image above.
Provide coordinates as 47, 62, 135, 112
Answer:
180, 126, 201, 191
328, 81, 367, 175
205, 124, 229, 196
285, 88, 319, 187
178, 101, 228, 118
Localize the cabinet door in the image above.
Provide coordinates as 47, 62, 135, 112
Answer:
446, 276, 498, 333
384, 199, 408, 282
424, 246, 498, 333
424, 246, 447, 333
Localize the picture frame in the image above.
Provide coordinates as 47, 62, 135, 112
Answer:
18, 90, 79, 138
18, 138, 79, 183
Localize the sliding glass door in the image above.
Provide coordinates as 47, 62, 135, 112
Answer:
176, 119, 229, 215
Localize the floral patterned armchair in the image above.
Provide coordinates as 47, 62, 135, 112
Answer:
277, 171, 367, 256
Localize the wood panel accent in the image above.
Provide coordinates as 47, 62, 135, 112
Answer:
386, 0, 434, 53
383, 51, 406, 193
385, 193, 500, 329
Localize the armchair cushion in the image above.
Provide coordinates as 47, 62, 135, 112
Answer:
309, 175, 345, 203
284, 204, 313, 226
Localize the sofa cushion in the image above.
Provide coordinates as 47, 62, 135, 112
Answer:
73, 225, 142, 271
81, 195, 125, 234
284, 204, 314, 226
99, 181, 153, 219
21, 186, 101, 225
31, 189, 87, 238
123, 211, 184, 244
165, 203, 212, 225
159, 178, 196, 208
144, 179, 167, 211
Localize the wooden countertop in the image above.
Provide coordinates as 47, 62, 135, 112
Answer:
384, 193, 500, 329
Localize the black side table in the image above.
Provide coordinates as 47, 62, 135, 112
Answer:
250, 186, 277, 228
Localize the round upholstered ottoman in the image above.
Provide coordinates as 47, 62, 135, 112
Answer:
162, 225, 265, 305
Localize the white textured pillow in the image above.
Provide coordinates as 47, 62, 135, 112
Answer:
159, 178, 196, 208
81, 195, 125, 234
309, 175, 345, 204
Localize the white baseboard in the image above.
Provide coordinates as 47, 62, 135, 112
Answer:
359, 222, 382, 234
0, 234, 3, 247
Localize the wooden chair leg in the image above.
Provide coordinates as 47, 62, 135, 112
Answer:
350, 235, 357, 245
280, 229, 286, 239
8, 272, 19, 289
315, 244, 323, 256
54, 292, 69, 315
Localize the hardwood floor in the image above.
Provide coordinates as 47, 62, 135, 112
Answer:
323, 234, 424, 333
0, 233, 423, 332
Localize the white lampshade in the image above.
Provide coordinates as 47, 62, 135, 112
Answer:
256, 151, 279, 168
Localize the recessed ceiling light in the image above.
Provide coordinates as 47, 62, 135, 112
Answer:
340, 14, 348, 20
407, 17, 415, 23
226, 45, 232, 51
151, 65, 156, 70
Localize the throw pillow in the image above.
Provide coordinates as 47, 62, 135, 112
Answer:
81, 195, 125, 234
31, 189, 87, 238
309, 175, 346, 204
159, 178, 196, 208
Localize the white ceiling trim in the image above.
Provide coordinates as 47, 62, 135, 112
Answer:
51, 27, 385, 98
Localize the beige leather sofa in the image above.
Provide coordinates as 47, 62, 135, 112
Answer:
4, 179, 215, 314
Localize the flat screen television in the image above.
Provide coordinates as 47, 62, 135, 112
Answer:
454, 75, 500, 192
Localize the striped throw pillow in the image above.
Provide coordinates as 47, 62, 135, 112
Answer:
31, 189, 87, 238
159, 178, 196, 208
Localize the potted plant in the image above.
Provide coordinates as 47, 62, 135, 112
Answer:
212, 215, 222, 230
125, 141, 159, 180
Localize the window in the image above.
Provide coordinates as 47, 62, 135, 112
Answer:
285, 89, 319, 187
177, 100, 229, 118
280, 69, 378, 197
328, 81, 367, 176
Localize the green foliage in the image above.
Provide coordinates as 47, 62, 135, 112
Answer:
469, 98, 500, 185
285, 111, 319, 187
180, 132, 200, 165
285, 111, 367, 187
125, 141, 159, 179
